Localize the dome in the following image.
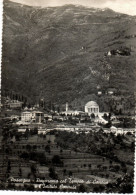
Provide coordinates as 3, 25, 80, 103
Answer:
85, 101, 99, 107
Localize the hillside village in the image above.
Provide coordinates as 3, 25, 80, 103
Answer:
0, 95, 135, 136
0, 94, 135, 192
0, 0, 135, 193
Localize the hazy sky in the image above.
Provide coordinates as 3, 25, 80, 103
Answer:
9, 0, 136, 15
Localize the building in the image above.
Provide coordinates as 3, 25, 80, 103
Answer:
2, 97, 23, 109
98, 91, 102, 95
61, 110, 84, 116
61, 102, 85, 116
107, 51, 112, 56
110, 126, 124, 135
85, 101, 99, 116
32, 111, 44, 123
21, 111, 32, 122
18, 128, 27, 133
9, 100, 23, 109
10, 115, 19, 120
38, 127, 47, 135
21, 110, 44, 123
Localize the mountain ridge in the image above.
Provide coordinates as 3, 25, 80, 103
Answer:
2, 0, 136, 111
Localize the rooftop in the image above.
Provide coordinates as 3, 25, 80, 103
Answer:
85, 101, 99, 107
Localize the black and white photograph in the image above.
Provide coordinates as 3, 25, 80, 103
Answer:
0, 0, 135, 193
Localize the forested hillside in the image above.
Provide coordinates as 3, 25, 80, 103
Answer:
2, 0, 136, 111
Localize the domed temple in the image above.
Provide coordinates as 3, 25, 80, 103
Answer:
85, 101, 99, 116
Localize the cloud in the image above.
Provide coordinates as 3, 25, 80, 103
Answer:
9, 0, 136, 15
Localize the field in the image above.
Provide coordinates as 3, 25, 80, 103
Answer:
0, 121, 134, 193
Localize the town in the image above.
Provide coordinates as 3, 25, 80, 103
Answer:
0, 94, 135, 192
0, 96, 135, 135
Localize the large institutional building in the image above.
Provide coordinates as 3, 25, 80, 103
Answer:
21, 111, 44, 123
85, 101, 99, 116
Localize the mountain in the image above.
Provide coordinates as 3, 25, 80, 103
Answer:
2, 0, 136, 110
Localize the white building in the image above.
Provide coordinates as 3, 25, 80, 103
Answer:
21, 111, 32, 122
21, 110, 44, 123
107, 51, 111, 56
38, 127, 47, 135
18, 128, 27, 133
85, 101, 99, 116
61, 102, 85, 116
61, 110, 84, 116
9, 100, 23, 109
110, 126, 124, 135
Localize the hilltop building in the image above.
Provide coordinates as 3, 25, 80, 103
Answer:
85, 101, 99, 116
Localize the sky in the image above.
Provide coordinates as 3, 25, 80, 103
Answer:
9, 0, 136, 16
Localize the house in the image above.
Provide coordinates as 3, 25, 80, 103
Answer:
107, 88, 117, 95
98, 91, 102, 95
18, 128, 27, 133
112, 119, 121, 125
85, 101, 99, 116
110, 126, 124, 135
53, 116, 64, 121
116, 128, 124, 135
9, 100, 23, 109
44, 114, 53, 121
38, 127, 47, 135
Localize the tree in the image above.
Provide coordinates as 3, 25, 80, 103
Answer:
105, 121, 112, 128
108, 112, 111, 119
31, 165, 36, 175
49, 167, 58, 179
97, 164, 101, 169
18, 168, 22, 177
109, 160, 113, 165
38, 154, 47, 165
69, 171, 73, 177
20, 152, 29, 160
60, 149, 63, 153
88, 164, 92, 168
91, 113, 95, 119
15, 134, 20, 141
45, 145, 51, 153
52, 155, 63, 166
79, 184, 86, 192
24, 128, 29, 138
33, 145, 37, 150
103, 113, 108, 120
7, 160, 11, 173
63, 169, 67, 176
26, 144, 32, 151
57, 106, 60, 113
